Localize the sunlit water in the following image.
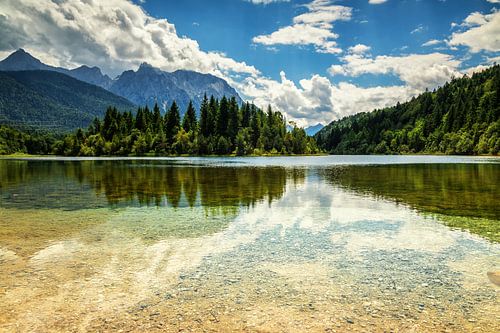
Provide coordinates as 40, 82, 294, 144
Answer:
0, 156, 498, 332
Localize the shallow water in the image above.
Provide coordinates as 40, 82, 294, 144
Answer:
0, 156, 499, 332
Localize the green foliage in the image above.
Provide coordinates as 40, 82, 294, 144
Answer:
316, 65, 500, 155
48, 95, 320, 156
0, 125, 56, 155
182, 101, 197, 133
0, 70, 134, 131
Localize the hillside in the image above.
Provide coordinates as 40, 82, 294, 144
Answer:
0, 70, 135, 130
315, 65, 500, 155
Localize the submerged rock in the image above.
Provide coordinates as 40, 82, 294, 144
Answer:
486, 271, 500, 286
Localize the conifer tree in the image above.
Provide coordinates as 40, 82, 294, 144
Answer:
164, 101, 180, 145
182, 101, 197, 133
217, 96, 229, 137
152, 103, 162, 133
199, 94, 210, 137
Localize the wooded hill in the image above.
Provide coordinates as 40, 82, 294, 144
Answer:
0, 70, 135, 130
315, 65, 500, 155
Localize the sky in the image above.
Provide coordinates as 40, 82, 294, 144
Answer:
0, 0, 499, 126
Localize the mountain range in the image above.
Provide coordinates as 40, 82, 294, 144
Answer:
0, 49, 243, 118
109, 62, 242, 113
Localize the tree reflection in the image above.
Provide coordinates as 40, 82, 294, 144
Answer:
322, 164, 500, 242
0, 160, 297, 211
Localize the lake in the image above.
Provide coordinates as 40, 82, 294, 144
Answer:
0, 156, 499, 332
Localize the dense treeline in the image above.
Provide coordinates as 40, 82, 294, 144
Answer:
0, 125, 56, 155
316, 65, 500, 155
53, 95, 319, 156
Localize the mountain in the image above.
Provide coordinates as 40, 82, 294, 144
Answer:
0, 48, 63, 72
0, 70, 135, 131
315, 65, 500, 155
109, 63, 243, 114
69, 65, 113, 89
0, 49, 112, 89
305, 123, 324, 136
0, 50, 244, 114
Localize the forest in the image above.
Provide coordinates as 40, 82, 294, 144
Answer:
315, 65, 500, 155
0, 95, 319, 156
0, 125, 57, 155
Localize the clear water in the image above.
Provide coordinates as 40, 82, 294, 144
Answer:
0, 156, 498, 332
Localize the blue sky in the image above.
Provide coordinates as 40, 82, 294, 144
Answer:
1, 0, 499, 125
139, 0, 497, 85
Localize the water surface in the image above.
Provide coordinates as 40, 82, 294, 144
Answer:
0, 156, 498, 332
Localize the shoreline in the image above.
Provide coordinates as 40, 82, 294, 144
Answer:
1, 153, 498, 159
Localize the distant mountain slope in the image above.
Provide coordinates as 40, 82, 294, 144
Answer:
68, 65, 113, 89
315, 65, 500, 155
0, 70, 135, 130
305, 123, 324, 136
0, 50, 244, 114
0, 49, 112, 89
109, 63, 243, 114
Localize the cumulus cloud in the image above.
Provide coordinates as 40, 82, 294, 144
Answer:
368, 0, 388, 4
242, 51, 464, 126
238, 71, 418, 126
327, 53, 461, 90
448, 10, 500, 53
252, 0, 352, 54
0, 0, 259, 78
348, 44, 371, 55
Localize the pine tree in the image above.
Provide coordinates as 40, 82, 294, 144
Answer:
217, 96, 229, 137
152, 103, 163, 133
227, 96, 240, 142
199, 94, 210, 137
208, 96, 218, 137
165, 101, 181, 145
182, 100, 197, 133
241, 102, 251, 128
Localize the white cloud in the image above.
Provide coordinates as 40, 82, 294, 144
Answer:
422, 39, 442, 47
448, 10, 500, 53
486, 0, 500, 3
245, 0, 289, 4
252, 0, 351, 54
411, 24, 425, 34
327, 53, 461, 90
368, 0, 388, 4
0, 0, 260, 78
1, 0, 496, 129
464, 64, 490, 76
487, 55, 500, 63
348, 44, 371, 55
252, 24, 342, 54
238, 70, 418, 127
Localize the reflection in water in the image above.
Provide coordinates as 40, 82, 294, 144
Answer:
0, 160, 296, 210
322, 164, 500, 242
0, 158, 498, 332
